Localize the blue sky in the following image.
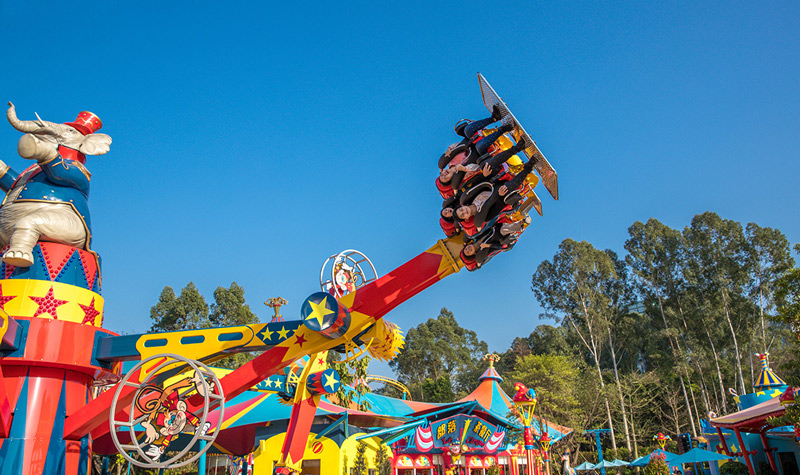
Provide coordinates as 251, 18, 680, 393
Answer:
1, 2, 798, 377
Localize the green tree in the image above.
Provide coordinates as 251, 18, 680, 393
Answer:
684, 212, 749, 394
773, 244, 800, 330
771, 244, 800, 383
389, 308, 488, 399
744, 224, 795, 353
531, 239, 618, 450
209, 282, 260, 369
328, 352, 373, 411
375, 444, 392, 475
625, 218, 699, 434
149, 282, 210, 332
507, 354, 580, 429
421, 376, 455, 403
352, 441, 368, 475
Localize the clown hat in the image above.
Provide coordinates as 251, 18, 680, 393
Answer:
65, 111, 103, 136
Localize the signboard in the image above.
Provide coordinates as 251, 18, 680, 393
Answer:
429, 415, 501, 450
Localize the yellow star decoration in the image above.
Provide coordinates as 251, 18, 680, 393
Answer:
260, 326, 274, 341
306, 297, 335, 327
734, 396, 741, 403
264, 379, 274, 388
771, 389, 783, 397
277, 326, 290, 340
730, 444, 738, 452
756, 391, 765, 396
323, 372, 339, 392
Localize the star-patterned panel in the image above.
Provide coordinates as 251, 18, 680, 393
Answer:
0, 279, 104, 326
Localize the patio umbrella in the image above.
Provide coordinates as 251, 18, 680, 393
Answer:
574, 462, 595, 471
671, 448, 733, 465
593, 460, 621, 469
610, 459, 630, 466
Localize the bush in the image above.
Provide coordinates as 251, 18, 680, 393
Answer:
643, 453, 670, 475
756, 461, 777, 475
720, 461, 749, 475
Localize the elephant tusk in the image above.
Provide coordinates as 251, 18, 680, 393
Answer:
34, 112, 45, 127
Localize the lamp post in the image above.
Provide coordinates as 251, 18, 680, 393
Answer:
512, 382, 538, 475
540, 431, 552, 475
264, 296, 288, 322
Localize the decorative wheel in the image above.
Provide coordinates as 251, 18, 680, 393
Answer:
319, 249, 378, 298
109, 353, 225, 469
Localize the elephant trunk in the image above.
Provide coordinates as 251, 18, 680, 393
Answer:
6, 102, 43, 133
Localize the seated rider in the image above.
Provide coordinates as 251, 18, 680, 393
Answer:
449, 122, 515, 190
456, 158, 536, 235
459, 218, 529, 270
455, 138, 529, 193
438, 105, 503, 171
436, 161, 477, 199
439, 206, 460, 237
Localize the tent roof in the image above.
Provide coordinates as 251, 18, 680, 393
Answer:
670, 448, 733, 465
710, 396, 785, 432
574, 462, 595, 471
610, 459, 630, 466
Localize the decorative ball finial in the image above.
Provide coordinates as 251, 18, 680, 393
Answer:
483, 353, 500, 367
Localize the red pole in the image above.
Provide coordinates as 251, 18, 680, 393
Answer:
733, 428, 755, 475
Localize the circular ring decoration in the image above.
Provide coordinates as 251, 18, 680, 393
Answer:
319, 249, 378, 298
109, 353, 225, 469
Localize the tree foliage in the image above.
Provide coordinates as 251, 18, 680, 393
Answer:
352, 441, 368, 475
375, 444, 392, 475
149, 282, 210, 332
390, 308, 488, 399
149, 281, 261, 369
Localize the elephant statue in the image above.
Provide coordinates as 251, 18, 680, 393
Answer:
0, 102, 111, 267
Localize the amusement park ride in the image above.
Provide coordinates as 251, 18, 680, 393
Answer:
0, 74, 558, 474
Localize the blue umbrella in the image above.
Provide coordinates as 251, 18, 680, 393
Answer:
610, 459, 630, 466
630, 450, 680, 467
593, 460, 620, 469
574, 462, 596, 471
671, 448, 733, 465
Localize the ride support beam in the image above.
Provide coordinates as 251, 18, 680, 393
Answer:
70, 237, 465, 442
733, 428, 755, 475
63, 360, 150, 440
716, 427, 731, 455
759, 431, 778, 474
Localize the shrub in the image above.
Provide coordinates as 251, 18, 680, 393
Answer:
720, 461, 749, 475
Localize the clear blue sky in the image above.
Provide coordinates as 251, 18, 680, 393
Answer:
1, 2, 798, 376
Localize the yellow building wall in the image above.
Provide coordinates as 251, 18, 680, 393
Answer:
253, 432, 392, 475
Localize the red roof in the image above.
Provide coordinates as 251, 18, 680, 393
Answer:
710, 396, 785, 432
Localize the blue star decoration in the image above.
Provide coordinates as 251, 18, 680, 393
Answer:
256, 322, 297, 344
301, 292, 339, 332
322, 369, 341, 393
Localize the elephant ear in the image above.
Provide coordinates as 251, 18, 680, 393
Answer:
79, 133, 112, 156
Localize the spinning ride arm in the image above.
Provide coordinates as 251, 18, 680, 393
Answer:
65, 235, 465, 440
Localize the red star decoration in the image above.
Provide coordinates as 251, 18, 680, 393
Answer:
0, 284, 16, 311
318, 357, 325, 365
295, 333, 307, 347
29, 286, 69, 319
79, 297, 101, 325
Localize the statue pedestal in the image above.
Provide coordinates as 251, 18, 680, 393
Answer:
0, 242, 118, 474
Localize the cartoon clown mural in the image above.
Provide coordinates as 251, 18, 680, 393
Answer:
135, 371, 213, 461
332, 259, 359, 295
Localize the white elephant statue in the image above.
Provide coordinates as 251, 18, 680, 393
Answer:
0, 102, 111, 267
